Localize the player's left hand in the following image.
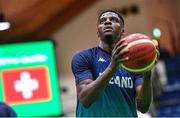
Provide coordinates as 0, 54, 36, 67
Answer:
152, 39, 160, 65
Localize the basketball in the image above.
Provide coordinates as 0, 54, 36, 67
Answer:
121, 33, 157, 73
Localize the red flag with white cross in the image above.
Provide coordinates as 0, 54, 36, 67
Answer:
1, 66, 51, 105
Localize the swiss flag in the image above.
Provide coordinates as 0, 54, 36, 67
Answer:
1, 66, 51, 105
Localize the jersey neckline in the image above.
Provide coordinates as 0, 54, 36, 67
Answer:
97, 46, 112, 55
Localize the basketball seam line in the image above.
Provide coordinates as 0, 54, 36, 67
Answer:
122, 39, 154, 52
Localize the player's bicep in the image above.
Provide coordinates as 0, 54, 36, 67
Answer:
135, 85, 142, 97
134, 74, 143, 97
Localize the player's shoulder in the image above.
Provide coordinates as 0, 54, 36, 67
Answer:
72, 47, 98, 59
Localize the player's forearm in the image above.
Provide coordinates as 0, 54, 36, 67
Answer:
79, 66, 117, 108
137, 71, 153, 113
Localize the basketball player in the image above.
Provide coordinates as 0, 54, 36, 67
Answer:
71, 9, 158, 117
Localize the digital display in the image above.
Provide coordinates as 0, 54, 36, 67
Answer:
0, 40, 61, 117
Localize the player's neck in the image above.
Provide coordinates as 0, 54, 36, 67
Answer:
99, 41, 114, 53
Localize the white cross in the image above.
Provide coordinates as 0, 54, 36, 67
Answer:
14, 71, 39, 99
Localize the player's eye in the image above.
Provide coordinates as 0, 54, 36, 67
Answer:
99, 18, 106, 24
110, 17, 119, 23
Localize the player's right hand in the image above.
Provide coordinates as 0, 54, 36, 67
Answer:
109, 40, 129, 71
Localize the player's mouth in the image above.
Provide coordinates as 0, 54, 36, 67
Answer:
104, 26, 113, 32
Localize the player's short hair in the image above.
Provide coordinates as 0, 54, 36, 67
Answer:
98, 9, 124, 26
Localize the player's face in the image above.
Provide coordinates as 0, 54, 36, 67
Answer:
97, 12, 123, 45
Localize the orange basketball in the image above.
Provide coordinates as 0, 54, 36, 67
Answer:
121, 33, 157, 73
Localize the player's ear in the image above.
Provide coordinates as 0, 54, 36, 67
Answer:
121, 28, 125, 36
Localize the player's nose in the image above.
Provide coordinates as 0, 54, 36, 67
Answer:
104, 19, 112, 25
